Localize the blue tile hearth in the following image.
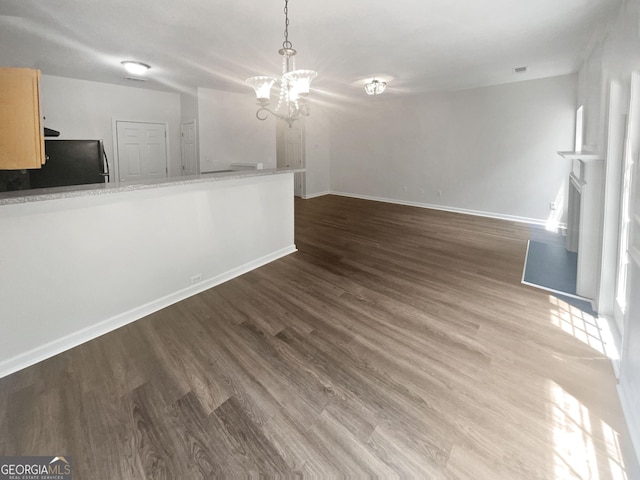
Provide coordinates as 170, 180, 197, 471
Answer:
523, 240, 578, 297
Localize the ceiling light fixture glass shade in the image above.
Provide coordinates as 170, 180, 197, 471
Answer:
365, 79, 386, 95
282, 69, 318, 98
246, 76, 276, 102
246, 0, 317, 127
121, 61, 150, 76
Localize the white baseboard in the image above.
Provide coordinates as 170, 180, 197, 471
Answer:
302, 190, 330, 199
618, 382, 640, 468
0, 245, 297, 379
597, 314, 622, 378
328, 191, 551, 226
300, 190, 562, 227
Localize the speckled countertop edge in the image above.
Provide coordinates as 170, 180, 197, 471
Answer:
0, 168, 303, 206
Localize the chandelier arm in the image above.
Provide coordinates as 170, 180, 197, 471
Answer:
256, 106, 276, 121
256, 104, 308, 128
256, 106, 290, 123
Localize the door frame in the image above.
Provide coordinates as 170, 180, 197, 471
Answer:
112, 118, 170, 183
616, 72, 640, 350
597, 80, 627, 323
180, 119, 199, 176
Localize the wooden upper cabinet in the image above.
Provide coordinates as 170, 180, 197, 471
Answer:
0, 68, 45, 170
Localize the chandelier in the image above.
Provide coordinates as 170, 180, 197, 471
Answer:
246, 0, 317, 127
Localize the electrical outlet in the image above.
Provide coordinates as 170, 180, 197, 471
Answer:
549, 202, 556, 211
190, 274, 202, 284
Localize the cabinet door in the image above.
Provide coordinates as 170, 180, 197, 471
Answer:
0, 68, 45, 170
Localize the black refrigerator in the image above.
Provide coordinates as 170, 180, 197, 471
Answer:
29, 139, 109, 189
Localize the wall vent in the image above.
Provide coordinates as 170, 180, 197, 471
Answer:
513, 66, 528, 74
125, 76, 146, 82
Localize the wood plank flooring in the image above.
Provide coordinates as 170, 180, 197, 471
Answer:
0, 194, 637, 479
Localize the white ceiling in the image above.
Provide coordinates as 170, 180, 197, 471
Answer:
0, 0, 619, 99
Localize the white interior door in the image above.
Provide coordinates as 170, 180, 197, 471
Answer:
181, 121, 198, 176
285, 123, 303, 169
116, 121, 167, 183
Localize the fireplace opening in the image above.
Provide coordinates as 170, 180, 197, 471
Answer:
567, 176, 581, 253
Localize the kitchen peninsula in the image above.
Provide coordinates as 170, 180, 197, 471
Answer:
0, 168, 299, 377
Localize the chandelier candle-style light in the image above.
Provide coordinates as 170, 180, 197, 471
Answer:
246, 0, 317, 127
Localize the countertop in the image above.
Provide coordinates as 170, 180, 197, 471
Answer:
0, 168, 302, 206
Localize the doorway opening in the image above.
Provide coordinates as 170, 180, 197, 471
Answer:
276, 119, 305, 197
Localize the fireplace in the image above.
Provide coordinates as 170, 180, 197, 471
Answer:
558, 151, 605, 302
566, 168, 582, 253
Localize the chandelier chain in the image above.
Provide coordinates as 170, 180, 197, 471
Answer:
282, 0, 292, 50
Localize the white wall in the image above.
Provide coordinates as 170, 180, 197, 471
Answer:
579, 44, 608, 152
180, 89, 199, 123
329, 75, 577, 224
40, 75, 182, 177
197, 87, 276, 173
0, 173, 296, 377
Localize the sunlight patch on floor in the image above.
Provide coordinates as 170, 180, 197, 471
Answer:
548, 296, 606, 355
602, 420, 628, 480
548, 381, 627, 480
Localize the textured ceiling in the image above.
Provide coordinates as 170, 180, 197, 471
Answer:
0, 0, 619, 99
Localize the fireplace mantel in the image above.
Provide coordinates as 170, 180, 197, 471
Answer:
557, 151, 605, 161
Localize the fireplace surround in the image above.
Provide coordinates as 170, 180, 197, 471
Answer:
557, 150, 605, 303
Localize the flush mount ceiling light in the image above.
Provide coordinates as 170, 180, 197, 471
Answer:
121, 61, 151, 76
246, 0, 317, 127
364, 79, 387, 95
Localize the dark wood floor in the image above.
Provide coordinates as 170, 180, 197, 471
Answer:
0, 195, 637, 478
